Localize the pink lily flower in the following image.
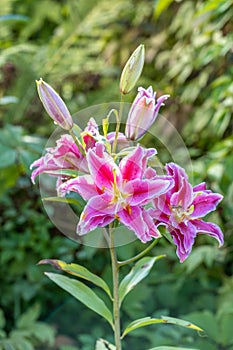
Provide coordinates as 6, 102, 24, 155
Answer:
125, 86, 169, 140
150, 163, 224, 262
30, 117, 130, 185
30, 134, 88, 184
59, 144, 173, 243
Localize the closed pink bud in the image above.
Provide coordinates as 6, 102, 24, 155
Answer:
36, 78, 73, 130
125, 86, 169, 140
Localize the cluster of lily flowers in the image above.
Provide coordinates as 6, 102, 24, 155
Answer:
30, 77, 224, 263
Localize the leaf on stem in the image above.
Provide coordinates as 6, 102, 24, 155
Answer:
45, 273, 113, 327
121, 315, 203, 338
119, 256, 164, 305
39, 260, 112, 299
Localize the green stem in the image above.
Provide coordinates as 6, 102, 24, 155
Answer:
109, 227, 122, 350
69, 128, 85, 156
118, 238, 161, 267
112, 94, 124, 154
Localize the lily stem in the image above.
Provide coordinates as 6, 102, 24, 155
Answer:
109, 227, 122, 350
112, 94, 124, 154
118, 238, 161, 267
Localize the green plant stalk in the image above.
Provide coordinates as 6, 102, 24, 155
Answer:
69, 128, 85, 156
118, 237, 161, 267
109, 228, 122, 350
112, 94, 124, 154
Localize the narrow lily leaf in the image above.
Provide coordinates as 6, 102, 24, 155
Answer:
161, 316, 203, 331
41, 169, 78, 177
39, 260, 112, 299
119, 256, 165, 305
121, 316, 203, 338
95, 338, 116, 350
42, 197, 82, 206
45, 273, 113, 327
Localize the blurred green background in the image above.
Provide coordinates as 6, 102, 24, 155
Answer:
0, 0, 232, 349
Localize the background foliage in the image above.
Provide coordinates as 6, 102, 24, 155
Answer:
0, 0, 232, 349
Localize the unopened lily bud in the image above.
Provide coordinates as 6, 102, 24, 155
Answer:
120, 44, 145, 95
36, 78, 73, 130
126, 86, 169, 140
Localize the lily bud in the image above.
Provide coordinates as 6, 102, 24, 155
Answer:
120, 44, 145, 95
36, 78, 73, 130
125, 86, 169, 140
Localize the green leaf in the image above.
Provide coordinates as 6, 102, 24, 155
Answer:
16, 304, 40, 329
121, 315, 203, 338
42, 196, 83, 207
45, 273, 113, 327
28, 323, 55, 345
220, 313, 233, 346
154, 0, 174, 18
11, 337, 34, 350
39, 259, 112, 299
95, 338, 116, 350
0, 310, 6, 329
0, 340, 16, 350
119, 256, 164, 305
161, 316, 203, 331
41, 169, 78, 177
0, 147, 16, 168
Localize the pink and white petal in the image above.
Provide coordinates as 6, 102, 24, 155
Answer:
193, 182, 206, 192
141, 148, 157, 174
118, 206, 152, 243
142, 209, 161, 239
95, 142, 105, 158
191, 192, 223, 218
77, 213, 114, 235
107, 132, 130, 150
153, 194, 171, 216
58, 175, 98, 200
119, 146, 144, 181
170, 228, 191, 263
87, 148, 118, 190
144, 167, 157, 179
165, 163, 189, 193
77, 194, 116, 235
125, 178, 172, 206
169, 222, 196, 263
148, 207, 170, 226
170, 175, 193, 210
193, 220, 224, 246
177, 221, 197, 252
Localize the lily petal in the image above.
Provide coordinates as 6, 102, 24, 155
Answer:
191, 192, 223, 218
87, 148, 119, 190
170, 221, 197, 262
77, 194, 115, 235
125, 178, 172, 205
193, 220, 224, 246
58, 175, 99, 200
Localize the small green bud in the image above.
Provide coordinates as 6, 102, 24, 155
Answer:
119, 44, 145, 95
